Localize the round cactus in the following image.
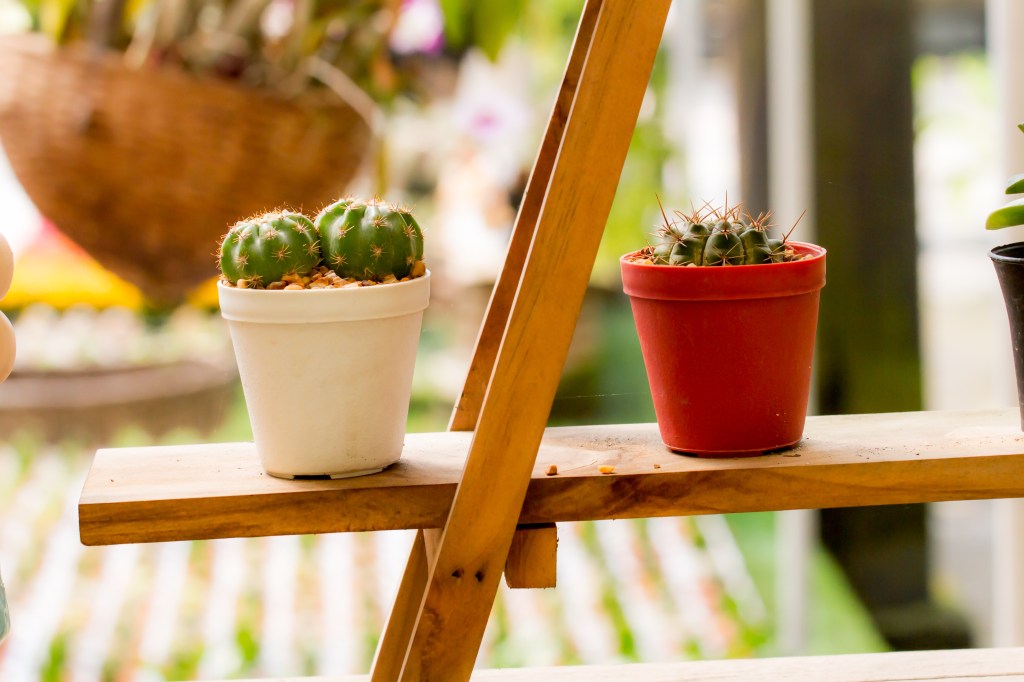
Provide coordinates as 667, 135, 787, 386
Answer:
219, 212, 320, 286
649, 202, 802, 266
703, 222, 745, 266
738, 226, 774, 264
653, 221, 709, 266
315, 198, 424, 281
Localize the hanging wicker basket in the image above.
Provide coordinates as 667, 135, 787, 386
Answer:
0, 35, 374, 305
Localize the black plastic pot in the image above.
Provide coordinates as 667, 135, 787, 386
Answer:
990, 241, 1024, 430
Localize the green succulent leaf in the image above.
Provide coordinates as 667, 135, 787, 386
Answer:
441, 0, 522, 60
986, 198, 1024, 230
1006, 173, 1024, 195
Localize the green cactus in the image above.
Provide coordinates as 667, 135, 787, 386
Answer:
218, 212, 320, 286
653, 220, 709, 266
315, 198, 424, 281
649, 201, 802, 266
739, 226, 774, 265
702, 223, 745, 266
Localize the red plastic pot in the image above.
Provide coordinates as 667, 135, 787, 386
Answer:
621, 242, 827, 457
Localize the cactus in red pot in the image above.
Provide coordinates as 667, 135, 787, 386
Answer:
622, 196, 825, 456
649, 202, 801, 267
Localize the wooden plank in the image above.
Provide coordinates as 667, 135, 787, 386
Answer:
431, 0, 602, 638
373, 3, 604, 672
200, 647, 1024, 681
504, 524, 557, 589
395, 0, 671, 676
447, 0, 601, 434
80, 435, 468, 544
80, 409, 1024, 545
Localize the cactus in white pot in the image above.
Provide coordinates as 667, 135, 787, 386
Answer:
216, 199, 430, 479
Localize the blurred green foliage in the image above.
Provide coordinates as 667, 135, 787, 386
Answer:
439, 0, 524, 61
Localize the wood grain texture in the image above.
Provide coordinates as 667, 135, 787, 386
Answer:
504, 524, 557, 589
80, 409, 1024, 545
399, 0, 670, 676
214, 647, 1024, 681
376, 5, 605, 673
447, 0, 602, 433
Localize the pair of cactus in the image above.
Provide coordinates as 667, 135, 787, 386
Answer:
218, 198, 425, 287
649, 201, 802, 266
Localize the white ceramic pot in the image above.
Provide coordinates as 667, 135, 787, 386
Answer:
218, 272, 430, 479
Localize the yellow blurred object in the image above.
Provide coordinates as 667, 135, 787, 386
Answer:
4, 222, 145, 310
186, 276, 221, 310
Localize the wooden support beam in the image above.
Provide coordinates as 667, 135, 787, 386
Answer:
395, 0, 671, 678
447, 0, 601, 434
504, 524, 557, 589
372, 3, 604, 679
443, 0, 603, 597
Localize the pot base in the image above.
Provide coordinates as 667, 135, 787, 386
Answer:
267, 465, 390, 480
666, 439, 800, 459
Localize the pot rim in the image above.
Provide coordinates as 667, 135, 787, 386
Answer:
620, 242, 826, 301
989, 241, 1024, 264
218, 270, 430, 324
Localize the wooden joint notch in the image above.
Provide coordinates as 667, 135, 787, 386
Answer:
504, 523, 557, 589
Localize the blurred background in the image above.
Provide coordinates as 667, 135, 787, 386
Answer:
0, 0, 1021, 679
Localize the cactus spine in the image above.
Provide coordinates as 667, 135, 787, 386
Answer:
650, 201, 802, 266
219, 212, 320, 286
315, 198, 424, 281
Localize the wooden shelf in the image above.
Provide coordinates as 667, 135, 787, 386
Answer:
194, 646, 1024, 681
79, 408, 1024, 546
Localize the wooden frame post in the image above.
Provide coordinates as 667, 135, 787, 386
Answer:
371, 0, 671, 679
369, 3, 602, 677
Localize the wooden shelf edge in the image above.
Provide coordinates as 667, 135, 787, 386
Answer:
192, 647, 1024, 681
80, 408, 1024, 546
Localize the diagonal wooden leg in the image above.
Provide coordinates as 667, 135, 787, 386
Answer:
447, 0, 604, 434
369, 4, 603, 679
444, 0, 605, 596
398, 0, 672, 679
